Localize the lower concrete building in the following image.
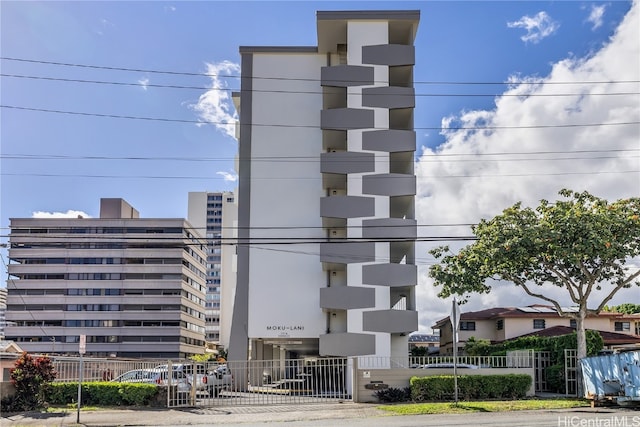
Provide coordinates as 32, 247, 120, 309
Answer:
4, 198, 207, 358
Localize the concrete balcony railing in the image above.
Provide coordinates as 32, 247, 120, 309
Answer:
320, 286, 375, 310
362, 309, 418, 334
362, 263, 417, 287
320, 195, 375, 219
320, 152, 375, 175
362, 218, 416, 240
321, 65, 374, 87
321, 108, 374, 130
362, 44, 415, 66
362, 173, 416, 197
362, 86, 415, 109
320, 242, 375, 264
319, 332, 376, 357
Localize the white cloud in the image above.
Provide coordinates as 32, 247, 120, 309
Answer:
138, 77, 149, 91
32, 210, 91, 219
164, 5, 176, 13
586, 4, 607, 30
217, 171, 238, 182
507, 11, 560, 43
416, 2, 639, 332
190, 61, 240, 139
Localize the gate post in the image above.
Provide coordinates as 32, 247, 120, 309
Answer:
351, 357, 358, 403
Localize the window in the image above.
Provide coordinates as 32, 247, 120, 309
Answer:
614, 321, 630, 332
496, 319, 504, 330
570, 319, 577, 328
459, 321, 475, 331
533, 319, 546, 329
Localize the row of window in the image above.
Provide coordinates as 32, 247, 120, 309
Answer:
8, 304, 198, 312
15, 273, 186, 280
11, 335, 181, 343
11, 320, 182, 328
17, 257, 184, 265
459, 319, 633, 332
12, 226, 186, 235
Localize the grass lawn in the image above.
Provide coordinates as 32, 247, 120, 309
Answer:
378, 398, 590, 415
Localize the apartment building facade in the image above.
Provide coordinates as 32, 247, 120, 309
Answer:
229, 10, 420, 362
187, 191, 237, 349
0, 288, 7, 340
4, 198, 207, 358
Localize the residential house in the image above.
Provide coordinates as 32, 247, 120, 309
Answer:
433, 305, 640, 355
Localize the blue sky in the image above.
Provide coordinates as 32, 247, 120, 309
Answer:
1, 1, 638, 331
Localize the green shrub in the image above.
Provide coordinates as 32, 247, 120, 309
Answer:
410, 374, 532, 401
46, 382, 158, 406
545, 364, 565, 393
7, 352, 57, 412
374, 387, 411, 403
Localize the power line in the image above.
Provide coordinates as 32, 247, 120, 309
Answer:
2, 148, 638, 162
3, 105, 639, 131
3, 73, 639, 98
3, 57, 639, 86
1, 153, 637, 164
2, 170, 637, 180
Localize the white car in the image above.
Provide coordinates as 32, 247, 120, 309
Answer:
112, 368, 192, 393
421, 363, 479, 369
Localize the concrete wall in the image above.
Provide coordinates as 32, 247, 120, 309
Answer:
353, 367, 536, 403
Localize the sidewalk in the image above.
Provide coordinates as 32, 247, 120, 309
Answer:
1, 402, 387, 426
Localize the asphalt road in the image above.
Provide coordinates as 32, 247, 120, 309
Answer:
2, 404, 639, 427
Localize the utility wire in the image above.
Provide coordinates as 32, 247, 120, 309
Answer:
1, 152, 638, 164
2, 170, 638, 180
2, 148, 638, 161
3, 57, 639, 86
3, 73, 639, 97
3, 105, 639, 130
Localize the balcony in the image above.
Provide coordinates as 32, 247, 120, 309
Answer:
362, 86, 415, 109
362, 263, 417, 287
362, 174, 416, 197
320, 195, 375, 219
321, 65, 374, 87
362, 218, 416, 240
321, 152, 375, 174
362, 309, 418, 334
362, 44, 415, 66
320, 242, 375, 264
362, 130, 416, 153
321, 108, 374, 130
320, 286, 375, 310
319, 332, 376, 357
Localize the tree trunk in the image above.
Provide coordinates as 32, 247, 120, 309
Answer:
575, 305, 588, 397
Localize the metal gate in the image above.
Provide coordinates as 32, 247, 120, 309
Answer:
169, 357, 352, 408
564, 349, 577, 396
534, 351, 552, 392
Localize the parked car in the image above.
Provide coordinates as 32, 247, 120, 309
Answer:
421, 363, 479, 369
111, 368, 192, 393
154, 363, 232, 397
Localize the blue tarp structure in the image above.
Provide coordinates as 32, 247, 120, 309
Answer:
580, 350, 640, 406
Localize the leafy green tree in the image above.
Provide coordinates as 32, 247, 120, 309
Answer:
429, 189, 640, 367
464, 337, 492, 356
410, 346, 429, 357
9, 352, 57, 411
602, 303, 640, 314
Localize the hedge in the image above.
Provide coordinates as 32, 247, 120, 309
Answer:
410, 374, 532, 401
46, 382, 159, 406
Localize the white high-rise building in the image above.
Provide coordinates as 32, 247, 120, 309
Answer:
229, 10, 420, 362
188, 192, 237, 349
